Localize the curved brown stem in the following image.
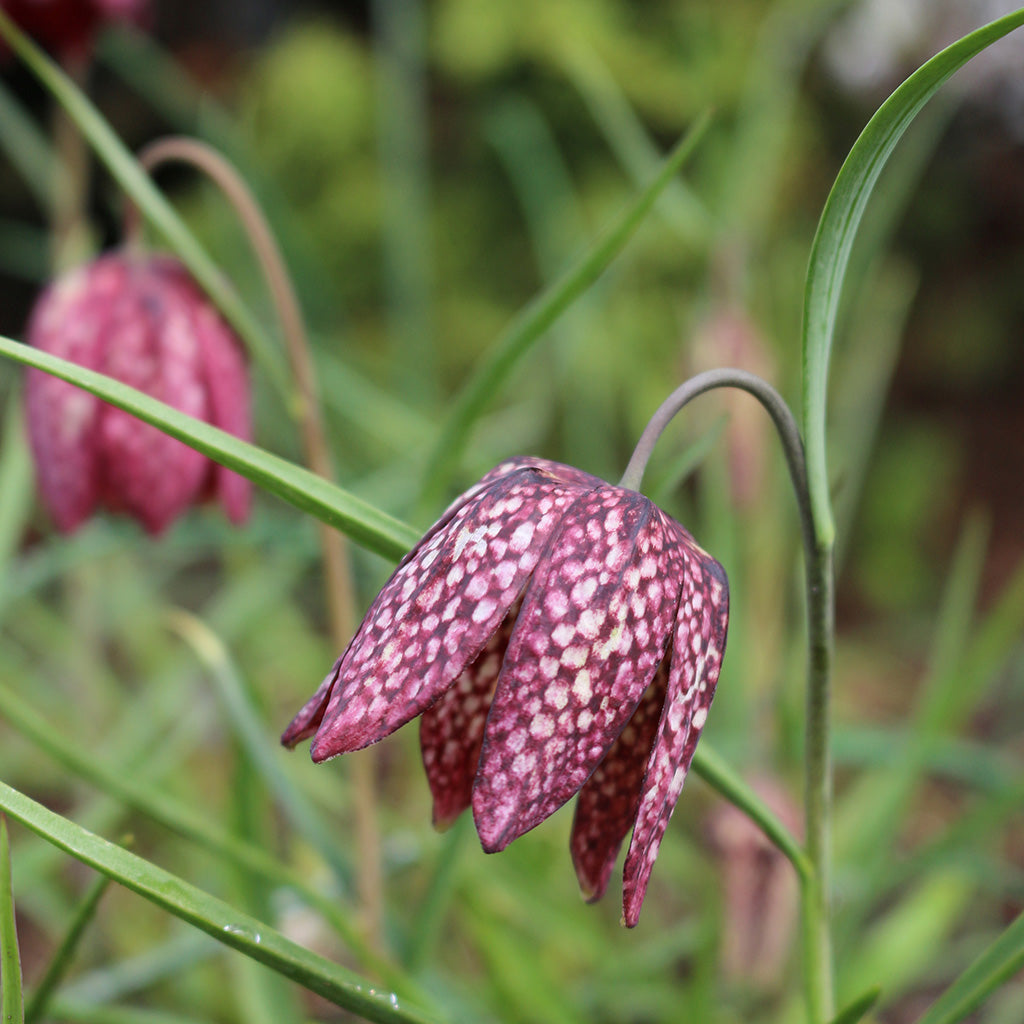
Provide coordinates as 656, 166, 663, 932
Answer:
126, 137, 382, 948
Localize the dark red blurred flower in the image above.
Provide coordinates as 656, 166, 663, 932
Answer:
283, 457, 728, 925
25, 251, 252, 535
0, 0, 149, 61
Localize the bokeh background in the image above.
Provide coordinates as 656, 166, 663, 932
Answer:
0, 2, 1022, 1022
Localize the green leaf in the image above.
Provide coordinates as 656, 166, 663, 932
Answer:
0, 77, 63, 213
915, 911, 1024, 1024
0, 815, 25, 1024
419, 111, 711, 505
828, 986, 881, 1024
26, 874, 111, 1024
0, 782, 441, 1024
0, 680, 395, 986
165, 611, 353, 891
801, 8, 1024, 547
0, 9, 291, 399
0, 334, 419, 561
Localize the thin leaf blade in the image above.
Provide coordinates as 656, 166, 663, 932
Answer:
0, 782, 439, 1024
0, 815, 24, 1024
915, 911, 1024, 1024
802, 8, 1024, 546
420, 112, 710, 504
0, 335, 419, 561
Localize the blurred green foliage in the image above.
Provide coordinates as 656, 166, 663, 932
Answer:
0, 1, 1022, 1022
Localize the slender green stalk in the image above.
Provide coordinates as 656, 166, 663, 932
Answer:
620, 367, 835, 1022
0, 815, 24, 1024
802, 535, 835, 1022
26, 873, 111, 1024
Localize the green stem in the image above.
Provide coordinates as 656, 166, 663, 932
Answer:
25, 873, 111, 1024
803, 535, 835, 1022
0, 815, 24, 1024
621, 367, 835, 1022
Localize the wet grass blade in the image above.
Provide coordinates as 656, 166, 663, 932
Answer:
0, 781, 441, 1024
0, 335, 419, 561
0, 680, 394, 982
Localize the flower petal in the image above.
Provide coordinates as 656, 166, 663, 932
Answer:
25, 266, 108, 533
570, 659, 667, 901
309, 467, 590, 760
280, 654, 344, 748
420, 598, 520, 828
473, 490, 684, 852
622, 534, 729, 926
184, 265, 252, 525
97, 259, 209, 533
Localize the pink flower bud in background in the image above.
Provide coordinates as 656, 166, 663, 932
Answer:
0, 0, 150, 61
24, 251, 253, 535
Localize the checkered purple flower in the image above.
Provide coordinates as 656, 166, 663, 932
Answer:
282, 456, 728, 925
25, 251, 252, 535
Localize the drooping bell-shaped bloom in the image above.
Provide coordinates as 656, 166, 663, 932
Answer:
24, 251, 252, 535
0, 0, 149, 61
283, 457, 728, 925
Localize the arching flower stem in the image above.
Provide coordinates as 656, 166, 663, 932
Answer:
123, 137, 384, 951
622, 367, 835, 1023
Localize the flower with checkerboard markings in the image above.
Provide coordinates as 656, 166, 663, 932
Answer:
283, 456, 728, 925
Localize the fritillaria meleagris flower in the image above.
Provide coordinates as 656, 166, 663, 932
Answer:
0, 0, 149, 61
284, 457, 728, 925
25, 251, 252, 535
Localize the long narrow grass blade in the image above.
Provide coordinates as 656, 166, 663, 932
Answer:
801, 8, 1024, 547
165, 611, 352, 889
0, 392, 34, 576
419, 112, 711, 505
0, 10, 291, 399
0, 816, 25, 1024
915, 911, 1024, 1024
45, 1003, 209, 1024
0, 335, 419, 561
26, 874, 111, 1024
0, 782, 440, 1024
0, 77, 64, 212
0, 681, 392, 983
828, 986, 881, 1024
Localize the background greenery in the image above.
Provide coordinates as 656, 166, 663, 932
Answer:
0, 1, 1022, 1021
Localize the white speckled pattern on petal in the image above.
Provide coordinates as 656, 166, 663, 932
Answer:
420, 598, 521, 827
282, 455, 730, 928
308, 468, 596, 759
472, 491, 683, 852
570, 660, 668, 901
622, 533, 729, 926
